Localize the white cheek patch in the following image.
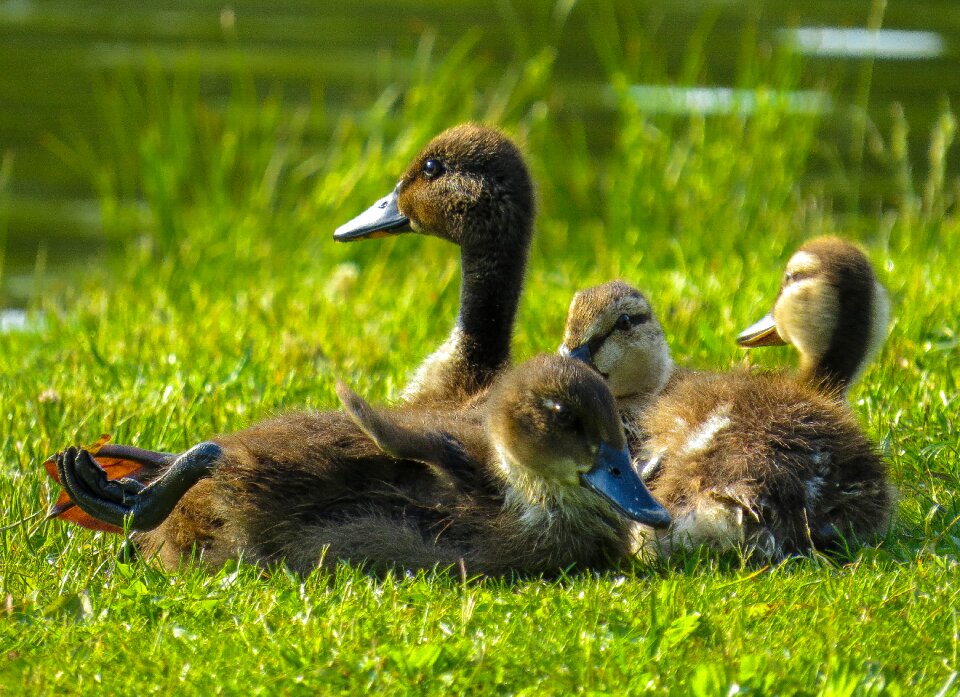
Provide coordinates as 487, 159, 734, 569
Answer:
597, 326, 674, 399
594, 341, 625, 376
776, 278, 838, 359
786, 251, 820, 277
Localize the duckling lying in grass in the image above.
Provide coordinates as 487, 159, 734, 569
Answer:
560, 237, 893, 560
46, 355, 669, 576
335, 123, 534, 407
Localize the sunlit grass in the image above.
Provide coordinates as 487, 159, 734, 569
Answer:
2, 19, 959, 696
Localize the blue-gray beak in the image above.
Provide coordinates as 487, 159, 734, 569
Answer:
334, 187, 411, 241
564, 344, 592, 364
580, 442, 671, 528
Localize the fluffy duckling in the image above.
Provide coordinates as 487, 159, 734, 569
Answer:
334, 124, 534, 406
560, 280, 676, 463
560, 238, 892, 560
47, 356, 669, 576
339, 354, 670, 575
736, 236, 890, 396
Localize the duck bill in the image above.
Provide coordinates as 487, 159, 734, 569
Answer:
736, 313, 787, 348
580, 442, 671, 529
560, 343, 592, 364
333, 187, 411, 241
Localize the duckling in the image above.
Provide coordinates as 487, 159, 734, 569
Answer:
338, 354, 671, 575
47, 355, 669, 576
560, 238, 892, 560
559, 280, 676, 465
736, 236, 890, 396
334, 123, 534, 406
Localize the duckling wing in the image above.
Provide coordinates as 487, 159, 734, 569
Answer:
336, 382, 487, 491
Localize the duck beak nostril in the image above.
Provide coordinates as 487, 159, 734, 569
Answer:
580, 443, 671, 528
334, 189, 411, 241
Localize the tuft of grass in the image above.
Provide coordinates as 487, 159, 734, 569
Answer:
2, 12, 960, 696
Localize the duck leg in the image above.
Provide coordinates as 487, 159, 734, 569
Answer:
55, 442, 223, 531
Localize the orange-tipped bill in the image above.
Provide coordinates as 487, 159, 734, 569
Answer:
736, 313, 787, 348
333, 186, 411, 241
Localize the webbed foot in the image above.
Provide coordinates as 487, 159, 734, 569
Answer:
56, 442, 223, 531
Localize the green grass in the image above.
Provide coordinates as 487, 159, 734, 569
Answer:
2, 18, 960, 696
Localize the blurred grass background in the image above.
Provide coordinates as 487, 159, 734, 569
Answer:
1, 0, 959, 694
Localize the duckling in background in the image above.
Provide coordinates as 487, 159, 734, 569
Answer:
560, 280, 676, 464
560, 238, 892, 560
47, 356, 669, 576
736, 236, 891, 396
334, 123, 534, 407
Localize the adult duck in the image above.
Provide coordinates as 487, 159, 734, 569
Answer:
334, 123, 534, 406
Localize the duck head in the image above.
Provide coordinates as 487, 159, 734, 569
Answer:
334, 124, 536, 403
334, 123, 534, 252
486, 354, 670, 528
559, 281, 674, 400
737, 237, 890, 393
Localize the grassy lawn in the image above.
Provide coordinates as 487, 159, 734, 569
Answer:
2, 28, 959, 696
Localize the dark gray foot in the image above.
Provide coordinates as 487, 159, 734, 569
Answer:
56, 442, 223, 531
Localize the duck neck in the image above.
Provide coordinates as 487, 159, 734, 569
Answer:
800, 354, 854, 396
801, 281, 883, 396
454, 232, 529, 385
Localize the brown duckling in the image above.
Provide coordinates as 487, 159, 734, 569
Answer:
338, 354, 670, 575
47, 355, 669, 576
334, 123, 534, 406
736, 236, 890, 396
559, 280, 676, 465
560, 238, 892, 560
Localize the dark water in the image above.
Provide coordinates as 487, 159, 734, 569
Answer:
1, 0, 958, 308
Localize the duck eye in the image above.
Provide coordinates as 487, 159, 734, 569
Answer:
784, 272, 794, 284
614, 312, 650, 331
422, 159, 444, 179
542, 399, 577, 429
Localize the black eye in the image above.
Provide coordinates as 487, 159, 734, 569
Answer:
543, 398, 577, 429
784, 272, 794, 284
614, 313, 649, 331
422, 159, 444, 179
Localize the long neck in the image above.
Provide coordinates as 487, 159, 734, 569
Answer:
400, 225, 530, 405
455, 232, 529, 385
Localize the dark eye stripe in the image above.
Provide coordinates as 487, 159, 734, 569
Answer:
785, 270, 811, 284
586, 311, 651, 356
